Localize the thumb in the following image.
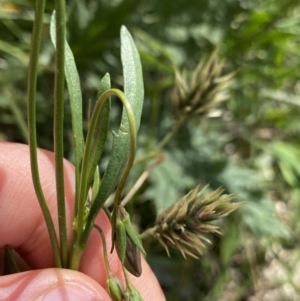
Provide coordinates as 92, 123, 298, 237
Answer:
0, 268, 112, 301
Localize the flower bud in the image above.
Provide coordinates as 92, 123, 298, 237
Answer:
123, 235, 142, 277
113, 206, 146, 277
106, 273, 124, 301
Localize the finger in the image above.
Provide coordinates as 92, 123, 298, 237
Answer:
130, 257, 166, 301
80, 213, 166, 301
0, 268, 112, 301
0, 142, 75, 269
0, 142, 165, 301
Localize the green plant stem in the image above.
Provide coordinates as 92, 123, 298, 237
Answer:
133, 151, 160, 165
156, 115, 186, 150
76, 88, 136, 239
134, 115, 187, 165
27, 0, 61, 268
139, 227, 156, 240
70, 88, 136, 270
93, 224, 110, 272
54, 0, 68, 268
123, 266, 132, 289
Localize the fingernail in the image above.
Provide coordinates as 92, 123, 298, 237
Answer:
40, 283, 103, 301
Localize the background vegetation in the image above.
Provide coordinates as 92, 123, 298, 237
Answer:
1, 0, 300, 300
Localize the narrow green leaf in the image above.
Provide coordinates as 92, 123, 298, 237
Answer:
50, 11, 84, 216
82, 26, 144, 246
116, 219, 127, 263
89, 26, 144, 211
86, 74, 111, 192
88, 131, 129, 217
120, 25, 144, 131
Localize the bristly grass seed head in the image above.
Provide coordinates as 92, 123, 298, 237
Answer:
172, 49, 235, 119
153, 185, 242, 258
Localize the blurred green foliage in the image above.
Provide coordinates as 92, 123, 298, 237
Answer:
1, 0, 300, 300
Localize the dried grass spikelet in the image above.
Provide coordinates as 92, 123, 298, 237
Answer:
154, 185, 241, 258
172, 49, 235, 119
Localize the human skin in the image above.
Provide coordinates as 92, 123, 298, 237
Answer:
0, 142, 166, 301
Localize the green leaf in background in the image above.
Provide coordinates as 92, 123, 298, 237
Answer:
243, 201, 290, 239
146, 152, 194, 212
0, 40, 28, 65
271, 142, 300, 187
50, 11, 84, 215
133, 28, 177, 71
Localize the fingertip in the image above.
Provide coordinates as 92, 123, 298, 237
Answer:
130, 257, 166, 301
0, 269, 112, 301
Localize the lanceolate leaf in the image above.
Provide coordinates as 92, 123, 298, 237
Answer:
50, 12, 84, 215
88, 131, 129, 219
87, 26, 144, 223
86, 73, 111, 192
120, 25, 144, 131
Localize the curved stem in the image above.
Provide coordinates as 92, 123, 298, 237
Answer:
54, 0, 68, 268
27, 0, 61, 268
93, 224, 110, 272
76, 88, 136, 239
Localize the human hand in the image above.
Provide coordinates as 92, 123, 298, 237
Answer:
0, 142, 166, 301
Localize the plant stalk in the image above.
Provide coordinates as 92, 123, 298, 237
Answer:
156, 115, 186, 150
93, 224, 110, 272
27, 0, 61, 268
139, 227, 156, 240
54, 0, 68, 268
134, 115, 187, 165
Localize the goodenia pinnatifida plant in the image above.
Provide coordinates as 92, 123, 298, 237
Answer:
4, 0, 242, 299
25, 0, 144, 294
